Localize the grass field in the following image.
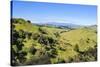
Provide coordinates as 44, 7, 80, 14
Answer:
11, 18, 97, 66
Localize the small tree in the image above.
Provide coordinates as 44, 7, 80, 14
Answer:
27, 20, 31, 23
29, 46, 37, 55
74, 44, 79, 52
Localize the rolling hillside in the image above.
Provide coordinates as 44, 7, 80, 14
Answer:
11, 18, 97, 66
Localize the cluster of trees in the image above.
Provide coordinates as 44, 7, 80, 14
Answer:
11, 19, 59, 65
11, 29, 27, 65
11, 19, 36, 65
73, 44, 97, 62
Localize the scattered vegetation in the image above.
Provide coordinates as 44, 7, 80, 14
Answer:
11, 18, 97, 66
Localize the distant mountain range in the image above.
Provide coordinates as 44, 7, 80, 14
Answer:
87, 25, 97, 30
33, 22, 97, 29
34, 22, 82, 29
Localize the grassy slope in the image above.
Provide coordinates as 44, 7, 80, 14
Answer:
12, 18, 97, 65
60, 28, 97, 51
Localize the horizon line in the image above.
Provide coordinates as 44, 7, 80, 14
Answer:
12, 17, 97, 26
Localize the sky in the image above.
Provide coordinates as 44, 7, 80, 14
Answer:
11, 1, 97, 25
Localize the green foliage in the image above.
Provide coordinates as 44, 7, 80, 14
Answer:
38, 27, 48, 34
11, 29, 27, 65
11, 18, 97, 66
29, 46, 37, 55
27, 20, 31, 23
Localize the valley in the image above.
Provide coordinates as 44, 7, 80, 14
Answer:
11, 18, 97, 65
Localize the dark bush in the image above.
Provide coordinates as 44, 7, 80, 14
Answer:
38, 27, 47, 34
29, 46, 37, 55
48, 49, 58, 58
27, 20, 31, 23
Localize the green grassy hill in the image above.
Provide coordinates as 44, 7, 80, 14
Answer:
11, 18, 97, 66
